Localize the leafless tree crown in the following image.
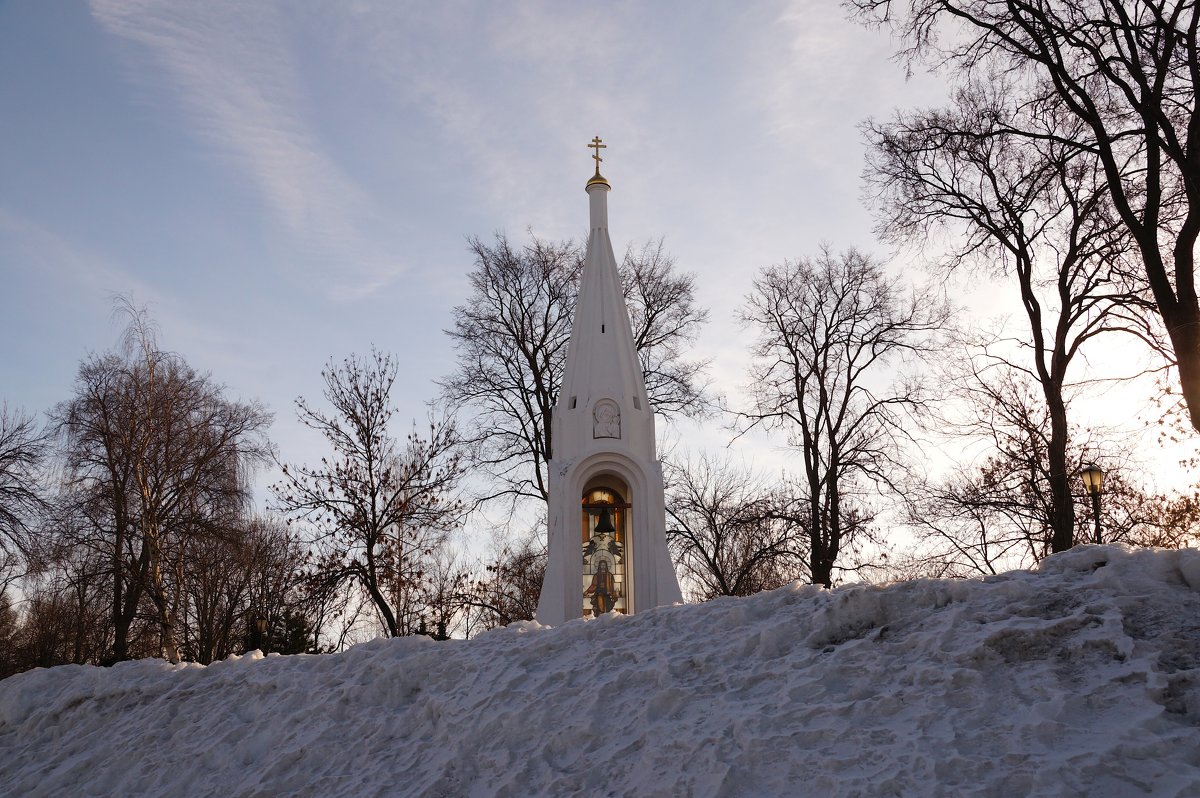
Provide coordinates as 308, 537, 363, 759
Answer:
441, 233, 709, 508
739, 246, 948, 586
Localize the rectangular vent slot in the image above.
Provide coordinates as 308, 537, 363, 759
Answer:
601, 324, 606, 333
569, 396, 577, 409
633, 396, 641, 410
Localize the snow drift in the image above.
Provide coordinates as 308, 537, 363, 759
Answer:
2, 545, 1199, 797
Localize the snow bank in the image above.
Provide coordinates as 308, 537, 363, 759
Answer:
2, 544, 1199, 797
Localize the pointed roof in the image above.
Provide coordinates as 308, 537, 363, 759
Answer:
557, 138, 654, 460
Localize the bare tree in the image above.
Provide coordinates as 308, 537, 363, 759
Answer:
866, 80, 1157, 552
897, 349, 1200, 578
1102, 482, 1200, 550
413, 546, 470, 640
0, 519, 317, 673
54, 352, 139, 663
54, 303, 271, 663
4, 540, 112, 673
0, 405, 49, 580
441, 233, 709, 506
852, 0, 1200, 433
902, 369, 1077, 577
179, 514, 307, 663
272, 350, 465, 638
664, 454, 809, 600
458, 526, 546, 634
0, 589, 17, 678
1075, 468, 1200, 550
622, 239, 712, 415
739, 246, 949, 587
903, 453, 1200, 580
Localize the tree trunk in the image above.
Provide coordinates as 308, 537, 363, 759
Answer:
145, 524, 181, 664
806, 461, 830, 587
1165, 305, 1200, 434
1045, 382, 1076, 553
364, 541, 399, 637
110, 539, 126, 663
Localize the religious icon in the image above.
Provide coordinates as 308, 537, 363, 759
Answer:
593, 399, 620, 439
581, 487, 627, 617
584, 560, 618, 615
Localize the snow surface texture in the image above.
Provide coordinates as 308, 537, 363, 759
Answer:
2, 545, 1199, 798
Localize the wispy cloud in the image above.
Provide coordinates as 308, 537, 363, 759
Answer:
306, 2, 657, 236
748, 2, 949, 159
89, 0, 403, 300
0, 206, 159, 301
0, 206, 255, 371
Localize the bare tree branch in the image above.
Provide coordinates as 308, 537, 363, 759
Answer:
739, 246, 948, 586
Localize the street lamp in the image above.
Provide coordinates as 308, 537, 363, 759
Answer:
1080, 464, 1105, 545
248, 614, 268, 653
256, 616, 269, 652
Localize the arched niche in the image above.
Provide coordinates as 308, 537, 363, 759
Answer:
580, 473, 630, 617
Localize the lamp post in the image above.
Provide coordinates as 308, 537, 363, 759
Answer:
1080, 464, 1105, 545
256, 615, 269, 652
248, 614, 268, 653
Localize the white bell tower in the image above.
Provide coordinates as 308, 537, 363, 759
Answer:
536, 138, 683, 626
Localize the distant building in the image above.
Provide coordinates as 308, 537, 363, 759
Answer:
536, 139, 683, 625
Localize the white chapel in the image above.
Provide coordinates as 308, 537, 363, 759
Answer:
535, 138, 684, 626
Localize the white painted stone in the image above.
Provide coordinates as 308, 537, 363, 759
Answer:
535, 170, 684, 626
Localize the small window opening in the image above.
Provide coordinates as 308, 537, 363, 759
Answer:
633, 396, 641, 410
570, 396, 577, 409
601, 324, 606, 333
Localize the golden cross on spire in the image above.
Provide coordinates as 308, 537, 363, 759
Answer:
585, 135, 611, 189
588, 136, 606, 172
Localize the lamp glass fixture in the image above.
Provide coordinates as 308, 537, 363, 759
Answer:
1080, 464, 1104, 494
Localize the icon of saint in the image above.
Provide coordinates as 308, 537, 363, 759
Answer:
593, 401, 620, 439
584, 560, 618, 615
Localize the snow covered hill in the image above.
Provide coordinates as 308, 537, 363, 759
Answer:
2, 545, 1199, 798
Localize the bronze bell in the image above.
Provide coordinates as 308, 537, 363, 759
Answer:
594, 507, 616, 536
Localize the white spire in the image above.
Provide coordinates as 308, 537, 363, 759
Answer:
536, 138, 682, 626
553, 156, 656, 464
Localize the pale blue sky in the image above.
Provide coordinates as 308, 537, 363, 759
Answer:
25, 1, 1158, 504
